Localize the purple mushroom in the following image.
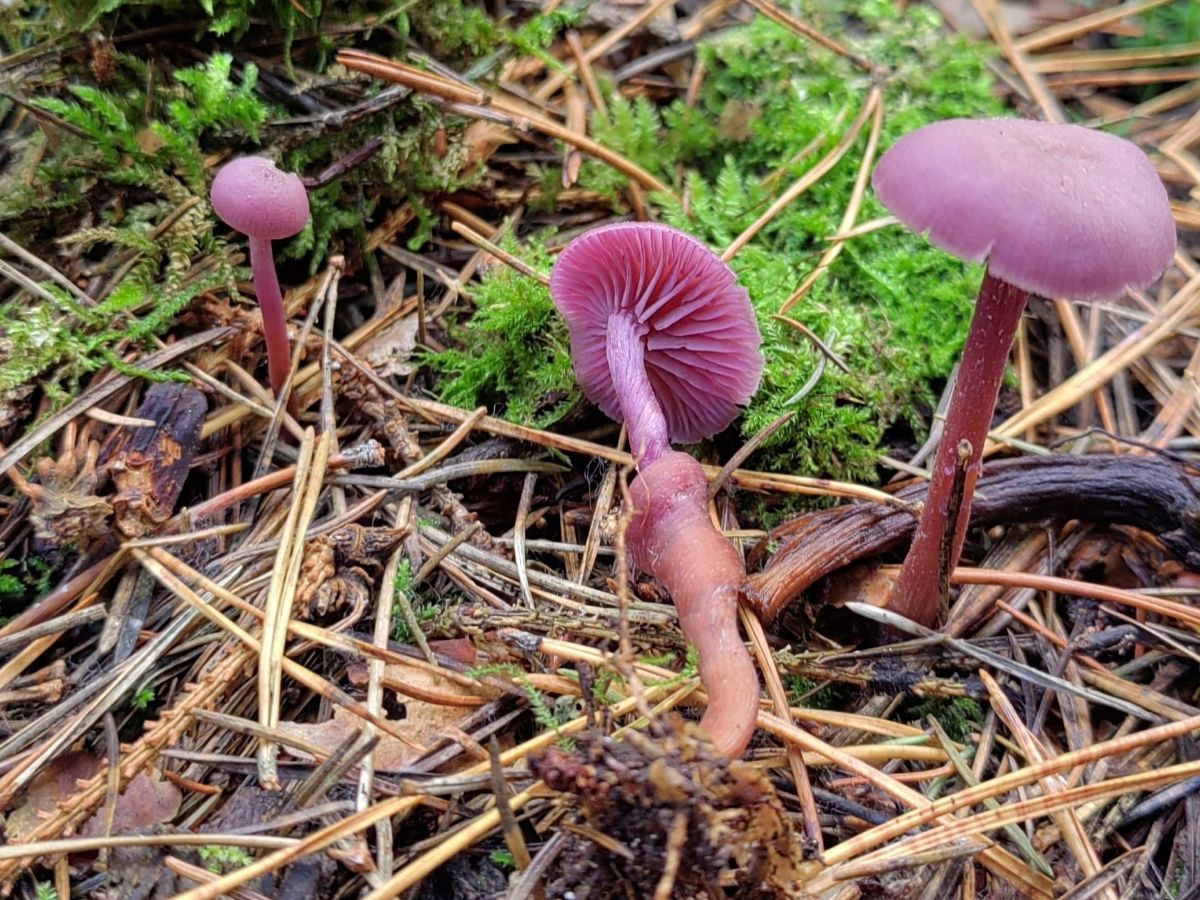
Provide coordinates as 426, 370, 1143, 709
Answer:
873, 118, 1176, 628
210, 156, 311, 400
551, 222, 765, 757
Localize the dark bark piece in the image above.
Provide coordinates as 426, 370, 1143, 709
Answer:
748, 454, 1200, 623
277, 852, 339, 900
414, 855, 508, 900
106, 844, 182, 900
101, 383, 207, 538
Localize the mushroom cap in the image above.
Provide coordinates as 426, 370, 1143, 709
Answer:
550, 222, 763, 444
210, 156, 310, 241
872, 118, 1176, 300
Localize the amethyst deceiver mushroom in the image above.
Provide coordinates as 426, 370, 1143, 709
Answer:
551, 221, 765, 758
210, 156, 311, 400
873, 118, 1176, 628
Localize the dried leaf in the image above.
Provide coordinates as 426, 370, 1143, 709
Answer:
279, 666, 498, 772
277, 707, 414, 772
464, 121, 517, 168
5, 752, 181, 842
358, 313, 420, 379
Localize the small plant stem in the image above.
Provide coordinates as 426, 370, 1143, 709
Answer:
888, 270, 1028, 627
248, 234, 293, 399
606, 313, 670, 465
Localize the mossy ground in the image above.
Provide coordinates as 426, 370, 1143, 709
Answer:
0, 0, 569, 422
2, 0, 1001, 483
432, 0, 1006, 482
1, 5, 1196, 898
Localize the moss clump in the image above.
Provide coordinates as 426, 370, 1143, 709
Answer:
435, 0, 1006, 482
430, 240, 580, 427
909, 695, 984, 743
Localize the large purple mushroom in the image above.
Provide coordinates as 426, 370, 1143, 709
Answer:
873, 118, 1176, 629
210, 156, 310, 401
551, 222, 765, 757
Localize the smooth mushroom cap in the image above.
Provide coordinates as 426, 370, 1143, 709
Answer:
872, 118, 1176, 300
550, 222, 764, 444
210, 156, 310, 241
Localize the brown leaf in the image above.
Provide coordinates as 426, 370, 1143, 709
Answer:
464, 121, 517, 168
280, 666, 499, 772
358, 313, 420, 379
5, 752, 181, 843
277, 707, 415, 772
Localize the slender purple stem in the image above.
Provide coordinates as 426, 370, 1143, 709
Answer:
247, 233, 293, 400
606, 313, 670, 465
889, 270, 1029, 628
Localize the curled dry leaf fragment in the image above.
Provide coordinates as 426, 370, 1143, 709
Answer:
358, 312, 420, 379
4, 751, 181, 843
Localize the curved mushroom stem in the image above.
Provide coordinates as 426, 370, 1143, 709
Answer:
247, 233, 294, 400
627, 452, 759, 758
888, 270, 1029, 628
606, 314, 670, 465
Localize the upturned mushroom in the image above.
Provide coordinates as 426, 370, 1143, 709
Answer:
210, 156, 311, 401
551, 222, 764, 757
873, 118, 1176, 628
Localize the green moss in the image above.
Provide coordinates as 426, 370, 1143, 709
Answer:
910, 695, 984, 742
1119, 2, 1200, 49
407, 0, 580, 66
429, 239, 581, 427
390, 558, 440, 643
785, 675, 842, 710
0, 52, 266, 404
433, 0, 1005, 482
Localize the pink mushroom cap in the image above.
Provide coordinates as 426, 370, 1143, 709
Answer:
872, 118, 1176, 300
210, 156, 310, 241
550, 222, 764, 444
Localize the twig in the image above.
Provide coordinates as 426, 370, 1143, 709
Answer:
778, 94, 885, 314
450, 221, 550, 285
513, 473, 538, 609
743, 0, 876, 72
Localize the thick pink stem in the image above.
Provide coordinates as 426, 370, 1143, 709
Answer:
248, 233, 293, 399
607, 314, 670, 465
889, 270, 1029, 627
627, 451, 758, 757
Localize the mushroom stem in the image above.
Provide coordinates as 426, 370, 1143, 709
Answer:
606, 314, 670, 465
627, 451, 759, 757
247, 233, 294, 400
889, 270, 1029, 627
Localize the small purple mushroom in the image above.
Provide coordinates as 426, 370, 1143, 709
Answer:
873, 118, 1176, 629
551, 222, 765, 757
210, 156, 311, 400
